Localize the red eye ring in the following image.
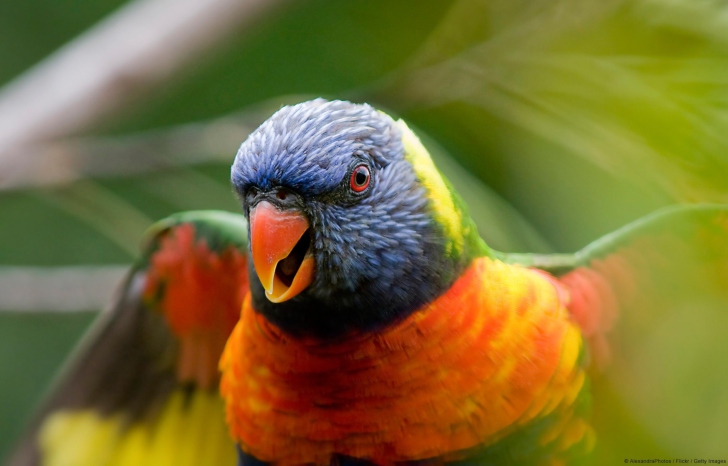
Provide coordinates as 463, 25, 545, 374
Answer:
349, 165, 371, 193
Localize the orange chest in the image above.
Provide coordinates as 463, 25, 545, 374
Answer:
220, 257, 585, 465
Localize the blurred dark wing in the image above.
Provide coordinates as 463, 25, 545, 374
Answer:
8, 211, 249, 466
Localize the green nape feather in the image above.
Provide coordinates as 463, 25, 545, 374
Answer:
398, 119, 491, 261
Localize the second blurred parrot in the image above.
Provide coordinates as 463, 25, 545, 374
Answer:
9, 99, 728, 466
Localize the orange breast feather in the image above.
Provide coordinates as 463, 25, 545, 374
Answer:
220, 257, 586, 465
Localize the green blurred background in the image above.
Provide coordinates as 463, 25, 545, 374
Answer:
1, 0, 728, 463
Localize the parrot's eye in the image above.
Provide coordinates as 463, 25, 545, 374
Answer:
349, 165, 371, 193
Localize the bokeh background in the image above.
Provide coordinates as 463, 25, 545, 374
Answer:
1, 0, 728, 463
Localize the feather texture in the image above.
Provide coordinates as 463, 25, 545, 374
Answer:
221, 257, 589, 465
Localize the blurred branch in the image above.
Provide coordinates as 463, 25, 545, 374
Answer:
0, 116, 249, 191
0, 0, 291, 154
0, 97, 298, 191
0, 265, 128, 312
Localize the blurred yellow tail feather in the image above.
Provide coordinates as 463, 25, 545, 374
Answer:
38, 390, 235, 466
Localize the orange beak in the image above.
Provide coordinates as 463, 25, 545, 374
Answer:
250, 201, 315, 303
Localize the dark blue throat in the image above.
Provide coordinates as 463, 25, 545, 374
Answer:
247, 214, 468, 339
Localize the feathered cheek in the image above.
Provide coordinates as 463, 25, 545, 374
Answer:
310, 236, 366, 293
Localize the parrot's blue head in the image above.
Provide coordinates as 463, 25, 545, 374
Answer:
232, 99, 476, 337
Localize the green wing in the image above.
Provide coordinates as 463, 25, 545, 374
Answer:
8, 211, 248, 466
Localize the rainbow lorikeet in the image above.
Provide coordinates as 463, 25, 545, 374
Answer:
8, 99, 728, 466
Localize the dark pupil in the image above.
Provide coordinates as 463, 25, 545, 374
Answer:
355, 170, 368, 185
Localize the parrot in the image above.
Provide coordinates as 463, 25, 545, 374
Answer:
7, 99, 728, 466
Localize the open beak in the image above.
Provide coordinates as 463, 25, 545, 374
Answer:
250, 201, 314, 303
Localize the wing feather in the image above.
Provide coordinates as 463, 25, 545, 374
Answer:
8, 211, 249, 466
